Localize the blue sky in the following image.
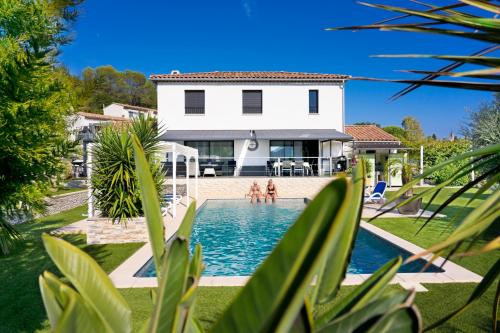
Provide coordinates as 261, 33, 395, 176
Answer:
59, 0, 494, 137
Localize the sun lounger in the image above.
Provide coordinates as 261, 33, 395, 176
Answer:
365, 181, 387, 203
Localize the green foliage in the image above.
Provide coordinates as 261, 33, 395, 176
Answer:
0, 0, 83, 254
328, 1, 500, 97
71, 65, 157, 113
402, 116, 425, 143
353, 121, 381, 127
462, 92, 500, 149
91, 116, 164, 221
423, 139, 471, 186
383, 125, 407, 141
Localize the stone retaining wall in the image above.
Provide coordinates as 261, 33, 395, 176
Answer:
166, 176, 335, 200
87, 217, 149, 244
45, 190, 88, 216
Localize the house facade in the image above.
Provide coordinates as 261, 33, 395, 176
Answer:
151, 71, 352, 176
344, 125, 406, 187
103, 103, 157, 119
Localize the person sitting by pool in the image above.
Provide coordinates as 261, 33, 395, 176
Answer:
246, 180, 262, 203
265, 179, 278, 203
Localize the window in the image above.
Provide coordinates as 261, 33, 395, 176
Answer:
185, 90, 205, 114
270, 140, 319, 159
184, 141, 234, 160
242, 90, 262, 114
128, 111, 139, 118
309, 90, 318, 114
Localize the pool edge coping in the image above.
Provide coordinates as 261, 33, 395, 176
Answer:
109, 202, 483, 290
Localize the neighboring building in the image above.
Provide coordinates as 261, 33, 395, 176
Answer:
151, 71, 352, 176
69, 112, 128, 140
103, 103, 157, 119
344, 125, 405, 187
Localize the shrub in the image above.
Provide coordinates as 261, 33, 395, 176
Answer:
423, 139, 471, 186
91, 116, 164, 221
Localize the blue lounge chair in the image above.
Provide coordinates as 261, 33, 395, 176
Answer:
365, 181, 387, 203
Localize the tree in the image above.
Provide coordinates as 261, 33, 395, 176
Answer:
0, 0, 83, 255
383, 125, 406, 140
462, 93, 500, 149
402, 116, 424, 143
91, 116, 164, 221
353, 121, 381, 127
71, 66, 157, 113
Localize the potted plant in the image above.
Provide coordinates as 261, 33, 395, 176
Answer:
386, 158, 422, 215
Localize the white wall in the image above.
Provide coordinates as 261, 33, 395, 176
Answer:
234, 139, 270, 167
103, 104, 127, 118
157, 83, 344, 131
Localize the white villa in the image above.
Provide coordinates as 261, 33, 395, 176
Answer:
69, 103, 157, 138
151, 71, 353, 177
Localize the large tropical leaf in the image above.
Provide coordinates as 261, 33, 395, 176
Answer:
211, 167, 364, 333
39, 271, 107, 332
41, 233, 132, 333
132, 134, 165, 276
145, 203, 197, 333
317, 290, 419, 333
311, 165, 365, 305
328, 1, 500, 98
315, 256, 402, 328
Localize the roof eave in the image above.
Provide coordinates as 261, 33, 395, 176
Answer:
150, 78, 350, 83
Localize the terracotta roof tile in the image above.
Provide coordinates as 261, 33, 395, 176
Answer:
77, 112, 128, 122
112, 103, 157, 114
345, 125, 399, 142
150, 71, 350, 82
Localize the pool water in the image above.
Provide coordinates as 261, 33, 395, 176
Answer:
136, 199, 443, 277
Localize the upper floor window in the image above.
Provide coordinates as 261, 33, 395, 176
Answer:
242, 90, 262, 114
185, 90, 205, 114
309, 90, 318, 114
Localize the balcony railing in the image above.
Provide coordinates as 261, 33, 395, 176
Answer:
185, 107, 205, 114
161, 156, 348, 177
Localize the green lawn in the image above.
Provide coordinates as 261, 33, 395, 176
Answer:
0, 206, 144, 333
1, 188, 498, 332
46, 186, 87, 196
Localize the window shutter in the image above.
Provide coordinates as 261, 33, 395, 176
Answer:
185, 91, 205, 114
242, 90, 262, 114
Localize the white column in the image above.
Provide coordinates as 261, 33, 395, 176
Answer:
195, 155, 199, 201
318, 141, 322, 176
87, 143, 94, 218
420, 145, 424, 186
172, 147, 177, 218
186, 156, 190, 206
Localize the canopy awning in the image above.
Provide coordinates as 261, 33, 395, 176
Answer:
162, 129, 352, 141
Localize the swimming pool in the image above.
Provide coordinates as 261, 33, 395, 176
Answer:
136, 199, 443, 277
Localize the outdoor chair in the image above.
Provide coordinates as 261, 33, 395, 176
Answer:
364, 181, 387, 203
203, 167, 216, 177
188, 161, 199, 177
228, 160, 237, 176
161, 194, 182, 216
282, 160, 293, 176
303, 162, 312, 176
266, 160, 274, 176
294, 161, 305, 176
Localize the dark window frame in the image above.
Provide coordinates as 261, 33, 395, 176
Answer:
185, 90, 205, 115
184, 140, 234, 160
309, 90, 319, 114
242, 90, 263, 114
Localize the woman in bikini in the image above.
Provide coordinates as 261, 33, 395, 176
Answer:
265, 179, 278, 203
246, 180, 262, 203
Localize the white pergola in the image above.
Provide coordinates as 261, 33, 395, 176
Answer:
159, 142, 199, 217
87, 141, 199, 219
